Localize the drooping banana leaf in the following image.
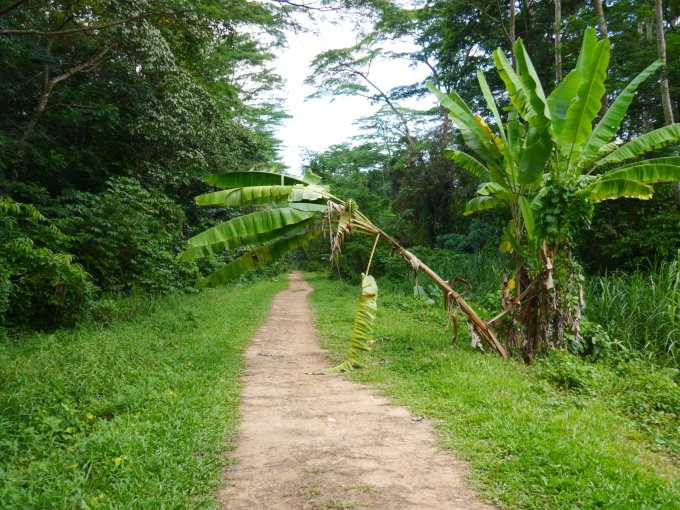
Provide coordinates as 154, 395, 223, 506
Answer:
187, 207, 322, 248
595, 124, 680, 166
196, 186, 294, 206
321, 274, 378, 373
195, 230, 321, 289
580, 59, 663, 164
443, 149, 492, 182
463, 195, 504, 215
502, 224, 526, 257
202, 169, 326, 189
179, 219, 316, 262
289, 203, 329, 213
597, 157, 680, 184
575, 179, 654, 201
477, 181, 516, 201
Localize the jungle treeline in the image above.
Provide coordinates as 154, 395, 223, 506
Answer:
1, 0, 679, 340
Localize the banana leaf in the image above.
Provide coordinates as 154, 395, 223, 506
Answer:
179, 219, 316, 262
563, 33, 610, 151
427, 83, 504, 172
518, 129, 552, 186
322, 274, 378, 373
598, 157, 680, 184
596, 124, 680, 166
547, 70, 582, 148
514, 38, 551, 132
203, 171, 309, 188
196, 230, 321, 289
464, 195, 504, 215
196, 186, 294, 206
580, 59, 663, 164
477, 70, 511, 157
505, 108, 524, 165
477, 181, 515, 201
493, 48, 533, 121
443, 149, 492, 182
518, 196, 536, 241
187, 207, 321, 248
575, 179, 654, 201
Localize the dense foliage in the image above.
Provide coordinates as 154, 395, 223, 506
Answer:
0, 0, 298, 329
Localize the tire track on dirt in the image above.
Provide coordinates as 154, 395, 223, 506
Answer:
219, 272, 498, 510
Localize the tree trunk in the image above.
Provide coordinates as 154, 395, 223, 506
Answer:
655, 0, 675, 126
375, 230, 508, 358
592, 0, 609, 113
510, 0, 516, 45
555, 0, 563, 83
654, 0, 680, 209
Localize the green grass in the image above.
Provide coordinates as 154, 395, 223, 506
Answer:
0, 277, 287, 509
305, 272, 680, 510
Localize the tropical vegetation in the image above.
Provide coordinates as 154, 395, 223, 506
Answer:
428, 28, 680, 356
2, 0, 680, 507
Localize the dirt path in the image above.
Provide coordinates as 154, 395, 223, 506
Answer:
219, 272, 498, 510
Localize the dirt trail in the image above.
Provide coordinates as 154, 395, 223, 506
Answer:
219, 272, 498, 510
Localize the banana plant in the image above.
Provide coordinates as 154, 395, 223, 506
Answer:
180, 167, 508, 360
429, 28, 680, 355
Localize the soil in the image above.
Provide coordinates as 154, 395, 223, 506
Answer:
218, 272, 498, 510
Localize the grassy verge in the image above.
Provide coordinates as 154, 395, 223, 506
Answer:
305, 272, 680, 510
0, 277, 287, 509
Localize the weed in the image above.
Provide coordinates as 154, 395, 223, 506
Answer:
305, 466, 334, 473
343, 485, 375, 493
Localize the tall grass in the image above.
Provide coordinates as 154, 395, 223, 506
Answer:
585, 257, 680, 365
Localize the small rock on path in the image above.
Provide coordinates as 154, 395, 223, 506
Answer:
219, 272, 498, 510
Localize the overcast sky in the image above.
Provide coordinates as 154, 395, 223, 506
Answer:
272, 15, 431, 174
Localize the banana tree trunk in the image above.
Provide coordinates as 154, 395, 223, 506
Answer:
377, 233, 508, 359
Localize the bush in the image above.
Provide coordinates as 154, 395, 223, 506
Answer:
534, 350, 596, 392
57, 177, 199, 294
435, 218, 499, 254
0, 197, 95, 330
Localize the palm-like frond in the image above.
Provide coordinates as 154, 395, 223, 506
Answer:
195, 231, 321, 289
322, 275, 378, 373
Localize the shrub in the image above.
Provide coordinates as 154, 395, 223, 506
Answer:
0, 197, 95, 330
58, 177, 199, 294
534, 350, 595, 392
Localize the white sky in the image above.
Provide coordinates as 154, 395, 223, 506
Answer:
272, 16, 431, 174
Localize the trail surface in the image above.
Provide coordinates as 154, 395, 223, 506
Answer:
219, 272, 497, 510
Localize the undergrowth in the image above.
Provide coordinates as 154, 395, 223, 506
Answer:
305, 272, 680, 510
0, 277, 287, 509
